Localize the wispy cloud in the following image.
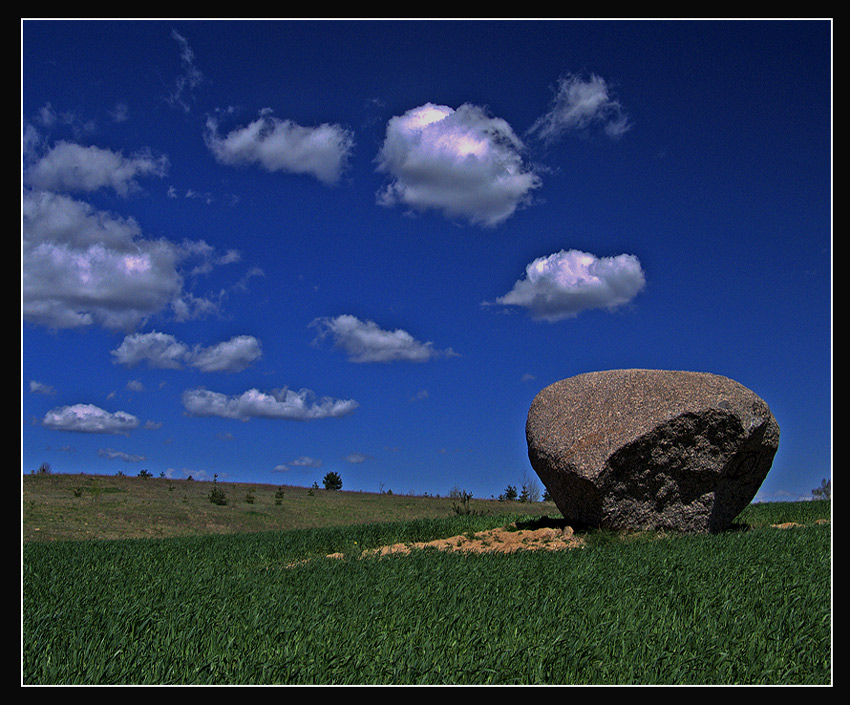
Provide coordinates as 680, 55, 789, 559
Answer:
181, 386, 359, 422
375, 102, 541, 227
168, 29, 205, 112
272, 455, 324, 472
29, 380, 57, 395
204, 110, 355, 185
490, 249, 646, 321
112, 331, 262, 373
311, 314, 457, 363
98, 448, 147, 463
288, 456, 323, 468
528, 72, 631, 143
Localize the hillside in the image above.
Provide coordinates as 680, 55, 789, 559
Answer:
22, 472, 556, 542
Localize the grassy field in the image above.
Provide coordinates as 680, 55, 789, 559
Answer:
22, 472, 555, 542
21, 473, 832, 685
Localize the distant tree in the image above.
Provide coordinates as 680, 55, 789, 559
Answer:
812, 478, 831, 501
521, 471, 541, 503
500, 485, 518, 501
323, 471, 343, 491
35, 462, 51, 475
139, 469, 153, 478
208, 474, 228, 505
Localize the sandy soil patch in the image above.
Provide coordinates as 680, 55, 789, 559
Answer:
308, 520, 585, 565
363, 523, 583, 557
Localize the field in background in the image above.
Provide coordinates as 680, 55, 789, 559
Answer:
22, 472, 554, 542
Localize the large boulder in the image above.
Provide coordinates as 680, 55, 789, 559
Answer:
526, 369, 780, 533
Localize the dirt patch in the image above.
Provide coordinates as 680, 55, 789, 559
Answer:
363, 523, 583, 557
302, 519, 584, 566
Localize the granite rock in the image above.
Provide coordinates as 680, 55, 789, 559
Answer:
526, 369, 780, 532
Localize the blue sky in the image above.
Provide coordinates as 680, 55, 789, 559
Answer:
22, 19, 832, 502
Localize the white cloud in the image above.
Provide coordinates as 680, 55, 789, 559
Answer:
111, 331, 189, 369
22, 190, 229, 331
491, 249, 646, 321
111, 331, 262, 372
345, 452, 371, 464
24, 141, 168, 196
42, 403, 139, 435
181, 387, 359, 422
528, 73, 631, 143
288, 456, 323, 468
29, 380, 57, 395
205, 112, 354, 185
98, 448, 147, 463
311, 314, 456, 363
188, 335, 263, 372
375, 103, 541, 227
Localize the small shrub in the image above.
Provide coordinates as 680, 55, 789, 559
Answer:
208, 475, 228, 506
452, 490, 480, 516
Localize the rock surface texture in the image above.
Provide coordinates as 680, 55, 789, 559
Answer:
526, 369, 780, 533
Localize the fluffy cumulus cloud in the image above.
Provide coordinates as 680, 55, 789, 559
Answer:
375, 103, 541, 227
42, 403, 139, 435
528, 73, 631, 143
204, 111, 354, 185
111, 331, 262, 372
24, 141, 168, 196
22, 189, 232, 331
181, 387, 359, 422
311, 314, 456, 363
492, 249, 646, 321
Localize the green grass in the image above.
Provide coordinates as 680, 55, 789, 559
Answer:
22, 489, 831, 685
